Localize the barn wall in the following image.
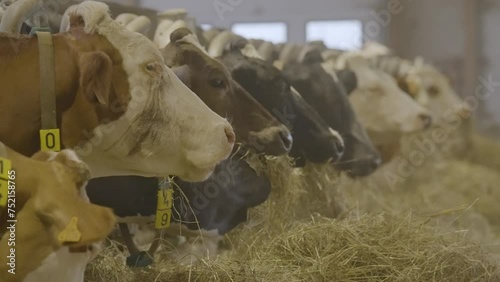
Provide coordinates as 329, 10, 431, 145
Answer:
139, 0, 387, 43
480, 0, 500, 136
388, 0, 500, 137
136, 0, 499, 137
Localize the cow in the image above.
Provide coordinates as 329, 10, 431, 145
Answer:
0, 143, 116, 282
330, 53, 433, 161
85, 28, 287, 265
212, 37, 346, 165
87, 156, 270, 264
85, 29, 343, 265
162, 28, 293, 155
371, 55, 468, 124
278, 51, 381, 176
0, 1, 234, 181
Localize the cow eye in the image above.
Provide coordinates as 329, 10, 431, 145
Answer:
146, 64, 155, 72
210, 79, 225, 88
428, 85, 440, 97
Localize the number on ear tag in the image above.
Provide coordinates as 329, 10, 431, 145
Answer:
155, 188, 173, 229
58, 217, 82, 244
40, 129, 61, 152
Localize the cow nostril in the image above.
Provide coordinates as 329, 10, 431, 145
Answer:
224, 126, 235, 145
419, 114, 432, 129
279, 130, 293, 151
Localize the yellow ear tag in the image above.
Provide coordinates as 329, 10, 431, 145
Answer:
40, 129, 61, 152
155, 187, 173, 229
0, 157, 12, 208
58, 217, 82, 244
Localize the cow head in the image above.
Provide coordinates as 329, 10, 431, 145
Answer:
0, 146, 115, 282
58, 2, 234, 181
408, 61, 468, 124
342, 57, 433, 145
219, 46, 345, 165
161, 28, 292, 156
282, 57, 381, 177
174, 157, 271, 235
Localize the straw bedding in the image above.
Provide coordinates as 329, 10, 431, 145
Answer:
85, 129, 500, 282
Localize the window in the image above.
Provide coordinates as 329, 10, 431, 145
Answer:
232, 22, 287, 44
306, 20, 363, 50
200, 24, 213, 31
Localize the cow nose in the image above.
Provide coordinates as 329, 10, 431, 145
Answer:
224, 126, 236, 145
279, 130, 293, 151
419, 114, 432, 129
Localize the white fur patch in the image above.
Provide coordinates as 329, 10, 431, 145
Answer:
329, 128, 344, 148
23, 246, 95, 282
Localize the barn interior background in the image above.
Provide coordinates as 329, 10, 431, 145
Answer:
78, 1, 500, 281
3, 0, 499, 281
111, 0, 500, 138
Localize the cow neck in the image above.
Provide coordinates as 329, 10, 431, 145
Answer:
0, 34, 78, 156
35, 31, 61, 152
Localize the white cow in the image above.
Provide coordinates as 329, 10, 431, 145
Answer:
328, 54, 432, 160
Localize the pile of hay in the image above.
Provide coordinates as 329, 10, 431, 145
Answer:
85, 131, 500, 282
86, 214, 500, 282
468, 133, 500, 171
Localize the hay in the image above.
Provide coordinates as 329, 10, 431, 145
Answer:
86, 214, 500, 282
85, 129, 500, 282
468, 133, 500, 171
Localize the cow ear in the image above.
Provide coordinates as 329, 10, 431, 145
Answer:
170, 27, 193, 43
35, 197, 116, 248
79, 51, 112, 105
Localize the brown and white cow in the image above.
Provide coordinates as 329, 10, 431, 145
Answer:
0, 1, 234, 181
162, 28, 293, 155
0, 143, 116, 282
